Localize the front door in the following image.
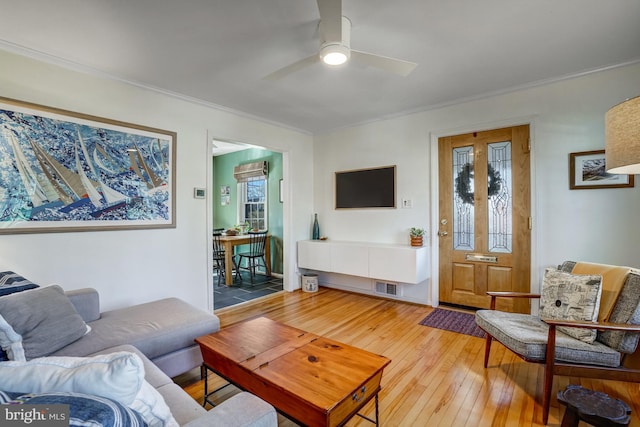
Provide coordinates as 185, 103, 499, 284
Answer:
438, 125, 531, 312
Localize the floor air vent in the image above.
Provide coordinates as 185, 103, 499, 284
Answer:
375, 281, 398, 297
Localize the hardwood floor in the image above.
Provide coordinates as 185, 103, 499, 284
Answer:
175, 288, 640, 426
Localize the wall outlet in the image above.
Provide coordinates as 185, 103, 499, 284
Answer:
402, 198, 413, 208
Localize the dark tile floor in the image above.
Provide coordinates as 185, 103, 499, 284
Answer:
213, 273, 283, 310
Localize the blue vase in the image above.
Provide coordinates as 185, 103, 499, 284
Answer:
312, 213, 320, 240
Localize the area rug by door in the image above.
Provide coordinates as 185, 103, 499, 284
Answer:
419, 308, 486, 338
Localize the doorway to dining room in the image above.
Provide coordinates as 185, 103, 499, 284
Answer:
212, 274, 283, 310
210, 138, 284, 310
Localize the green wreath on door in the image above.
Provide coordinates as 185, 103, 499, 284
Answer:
455, 163, 502, 205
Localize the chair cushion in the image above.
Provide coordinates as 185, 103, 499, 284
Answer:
475, 310, 621, 367
597, 271, 640, 353
571, 262, 632, 322
539, 268, 602, 343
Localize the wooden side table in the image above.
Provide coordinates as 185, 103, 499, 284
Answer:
557, 385, 631, 427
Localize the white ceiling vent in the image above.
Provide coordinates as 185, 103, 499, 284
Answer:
375, 281, 399, 297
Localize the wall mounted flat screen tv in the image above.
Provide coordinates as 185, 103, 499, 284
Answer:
335, 165, 396, 209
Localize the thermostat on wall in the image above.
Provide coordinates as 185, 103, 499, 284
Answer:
194, 188, 205, 199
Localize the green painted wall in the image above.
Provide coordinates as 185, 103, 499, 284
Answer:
212, 148, 283, 273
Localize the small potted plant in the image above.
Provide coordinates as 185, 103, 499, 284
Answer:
234, 221, 250, 234
410, 227, 426, 247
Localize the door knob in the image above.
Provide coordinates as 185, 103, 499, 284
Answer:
438, 231, 448, 237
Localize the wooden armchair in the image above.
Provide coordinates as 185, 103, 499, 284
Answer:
475, 262, 640, 425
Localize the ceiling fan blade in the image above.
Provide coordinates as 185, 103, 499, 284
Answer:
317, 0, 342, 42
351, 50, 417, 76
264, 54, 320, 81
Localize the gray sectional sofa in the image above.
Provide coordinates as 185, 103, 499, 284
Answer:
58, 289, 217, 378
0, 283, 277, 427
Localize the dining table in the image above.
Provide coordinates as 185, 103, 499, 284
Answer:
219, 234, 271, 286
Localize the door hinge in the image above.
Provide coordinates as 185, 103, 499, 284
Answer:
528, 217, 533, 230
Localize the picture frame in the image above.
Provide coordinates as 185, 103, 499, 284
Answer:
0, 96, 176, 233
220, 185, 230, 206
569, 149, 634, 190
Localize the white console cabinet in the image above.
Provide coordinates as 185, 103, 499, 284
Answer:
297, 240, 429, 284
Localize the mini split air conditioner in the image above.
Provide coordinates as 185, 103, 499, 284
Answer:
233, 161, 268, 182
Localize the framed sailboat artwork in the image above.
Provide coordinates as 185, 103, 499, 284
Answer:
0, 96, 176, 233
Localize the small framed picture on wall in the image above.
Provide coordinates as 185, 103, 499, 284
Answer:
220, 185, 230, 205
569, 150, 634, 190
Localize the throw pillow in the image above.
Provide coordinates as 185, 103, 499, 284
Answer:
0, 284, 89, 360
0, 390, 149, 427
0, 313, 25, 360
0, 351, 144, 405
539, 268, 603, 343
0, 271, 39, 296
0, 352, 178, 427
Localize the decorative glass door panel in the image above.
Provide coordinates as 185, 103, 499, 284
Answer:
453, 146, 474, 251
487, 141, 512, 253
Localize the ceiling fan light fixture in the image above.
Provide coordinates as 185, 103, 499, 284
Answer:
320, 43, 350, 66
264, 5, 417, 80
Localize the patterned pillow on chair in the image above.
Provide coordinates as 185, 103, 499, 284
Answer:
540, 268, 603, 343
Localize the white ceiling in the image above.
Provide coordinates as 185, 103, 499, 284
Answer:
1, 0, 639, 134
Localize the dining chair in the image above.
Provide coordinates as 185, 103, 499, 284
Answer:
236, 230, 269, 284
212, 231, 240, 286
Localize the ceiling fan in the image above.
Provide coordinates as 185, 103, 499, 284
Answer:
264, 0, 417, 80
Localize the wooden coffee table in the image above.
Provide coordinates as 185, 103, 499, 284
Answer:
195, 317, 391, 426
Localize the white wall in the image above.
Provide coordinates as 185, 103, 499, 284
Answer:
0, 49, 313, 311
313, 63, 640, 305
2, 47, 638, 311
